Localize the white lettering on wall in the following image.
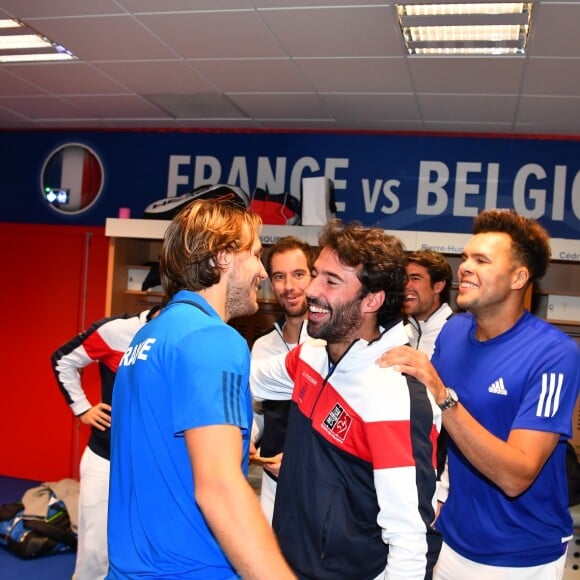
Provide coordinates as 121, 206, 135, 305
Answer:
484, 163, 499, 210
227, 156, 250, 193
453, 162, 482, 217
417, 161, 449, 215
166, 154, 580, 223
289, 156, 320, 195
361, 179, 400, 214
572, 170, 580, 219
324, 158, 349, 191
168, 154, 349, 200
167, 155, 191, 197
552, 165, 567, 221
194, 155, 221, 187
514, 163, 547, 218
256, 157, 286, 192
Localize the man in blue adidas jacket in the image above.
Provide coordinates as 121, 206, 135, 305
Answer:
252, 220, 442, 579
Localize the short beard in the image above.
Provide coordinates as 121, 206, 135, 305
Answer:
225, 276, 258, 321
308, 297, 362, 343
282, 300, 308, 319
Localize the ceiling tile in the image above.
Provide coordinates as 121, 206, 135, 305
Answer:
5, 62, 127, 95
94, 61, 215, 94
322, 93, 420, 122
296, 58, 413, 93
340, 119, 425, 131
138, 11, 286, 59
522, 58, 580, 96
409, 57, 525, 94
39, 119, 115, 129
25, 15, 177, 61
0, 69, 46, 96
528, 4, 580, 57
0, 95, 92, 120
119, 0, 251, 11
253, 0, 386, 6
191, 59, 312, 92
256, 118, 338, 129
145, 93, 247, 118
0, 1, 577, 134
424, 121, 514, 134
0, 105, 40, 126
259, 6, 404, 57
0, 0, 124, 18
517, 96, 580, 134
175, 119, 257, 130
418, 94, 518, 123
59, 94, 171, 118
228, 93, 332, 119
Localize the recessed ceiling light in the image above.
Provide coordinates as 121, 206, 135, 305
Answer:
0, 18, 76, 63
396, 2, 533, 56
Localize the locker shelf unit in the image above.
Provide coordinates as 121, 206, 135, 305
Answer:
104, 219, 323, 346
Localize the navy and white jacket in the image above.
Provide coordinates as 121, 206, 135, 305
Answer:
251, 320, 442, 580
51, 309, 153, 460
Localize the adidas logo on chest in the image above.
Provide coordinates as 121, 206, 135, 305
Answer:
488, 377, 508, 396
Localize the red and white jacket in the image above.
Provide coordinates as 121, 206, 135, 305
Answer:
51, 309, 154, 460
251, 320, 442, 580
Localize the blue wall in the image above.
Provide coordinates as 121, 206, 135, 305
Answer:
2, 129, 579, 241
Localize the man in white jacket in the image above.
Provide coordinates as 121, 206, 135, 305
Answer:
250, 236, 314, 523
403, 249, 454, 359
403, 250, 454, 486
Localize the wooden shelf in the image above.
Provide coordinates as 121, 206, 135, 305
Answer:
125, 290, 164, 297
105, 218, 168, 240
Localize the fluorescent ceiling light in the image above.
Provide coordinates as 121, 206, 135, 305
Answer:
0, 52, 76, 63
0, 34, 52, 50
0, 18, 76, 62
0, 19, 20, 29
397, 2, 533, 56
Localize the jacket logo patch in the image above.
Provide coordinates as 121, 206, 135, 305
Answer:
323, 403, 352, 442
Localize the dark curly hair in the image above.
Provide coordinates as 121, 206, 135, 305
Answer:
318, 220, 406, 326
472, 209, 551, 283
160, 199, 262, 298
404, 250, 453, 305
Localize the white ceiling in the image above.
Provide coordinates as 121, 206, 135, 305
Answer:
1, 0, 579, 135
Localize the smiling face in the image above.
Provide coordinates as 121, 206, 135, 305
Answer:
403, 262, 443, 320
457, 231, 522, 315
225, 232, 267, 320
305, 246, 364, 345
269, 248, 310, 319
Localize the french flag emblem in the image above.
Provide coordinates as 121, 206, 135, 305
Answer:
43, 144, 103, 211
